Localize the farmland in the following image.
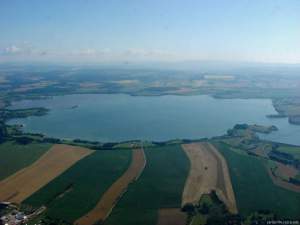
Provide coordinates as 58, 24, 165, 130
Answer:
215, 142, 300, 219
75, 149, 146, 225
157, 208, 187, 225
181, 142, 237, 213
277, 145, 300, 160
104, 145, 190, 225
0, 141, 52, 180
0, 144, 93, 203
190, 192, 237, 225
1, 64, 300, 224
24, 149, 132, 223
267, 164, 300, 193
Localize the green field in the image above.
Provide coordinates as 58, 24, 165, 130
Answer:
277, 145, 300, 160
104, 145, 190, 225
0, 141, 52, 180
24, 150, 132, 223
215, 142, 300, 219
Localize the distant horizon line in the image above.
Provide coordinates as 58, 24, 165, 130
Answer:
1, 59, 300, 67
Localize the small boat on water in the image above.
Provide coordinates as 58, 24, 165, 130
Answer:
70, 105, 79, 109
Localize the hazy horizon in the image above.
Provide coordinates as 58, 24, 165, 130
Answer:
1, 0, 300, 64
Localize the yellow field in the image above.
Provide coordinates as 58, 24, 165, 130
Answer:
75, 149, 146, 225
182, 142, 237, 213
0, 144, 93, 204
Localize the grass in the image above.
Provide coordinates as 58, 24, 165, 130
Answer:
24, 150, 132, 223
191, 214, 206, 225
214, 142, 300, 219
191, 193, 230, 225
0, 141, 52, 180
199, 195, 213, 207
277, 145, 300, 160
190, 195, 213, 225
104, 145, 190, 225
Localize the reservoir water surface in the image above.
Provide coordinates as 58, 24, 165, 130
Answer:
8, 94, 300, 145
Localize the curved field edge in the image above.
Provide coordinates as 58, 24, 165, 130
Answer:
104, 145, 190, 225
214, 142, 300, 219
0, 141, 52, 180
0, 144, 92, 204
75, 149, 146, 225
23, 149, 132, 223
181, 142, 237, 213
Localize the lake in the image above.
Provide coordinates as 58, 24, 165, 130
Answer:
8, 94, 300, 145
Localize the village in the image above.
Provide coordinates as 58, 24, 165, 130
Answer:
0, 202, 45, 225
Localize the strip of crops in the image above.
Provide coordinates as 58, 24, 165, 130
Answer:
24, 150, 132, 223
215, 142, 300, 219
105, 145, 190, 225
0, 141, 52, 180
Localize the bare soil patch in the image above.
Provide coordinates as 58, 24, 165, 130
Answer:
75, 149, 146, 225
0, 144, 93, 204
267, 166, 300, 193
276, 163, 298, 178
253, 147, 270, 158
206, 143, 238, 213
157, 208, 186, 225
182, 142, 237, 213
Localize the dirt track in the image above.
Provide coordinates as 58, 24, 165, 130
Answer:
0, 144, 93, 204
75, 149, 146, 225
181, 142, 237, 213
157, 208, 187, 225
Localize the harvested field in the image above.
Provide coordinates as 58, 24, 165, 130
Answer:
75, 149, 146, 225
25, 149, 131, 223
0, 144, 93, 204
277, 162, 298, 178
267, 166, 300, 193
216, 142, 300, 219
157, 208, 186, 225
182, 142, 237, 213
104, 145, 189, 225
0, 141, 52, 180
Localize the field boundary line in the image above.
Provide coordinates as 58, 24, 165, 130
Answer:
75, 148, 147, 225
266, 166, 300, 193
206, 143, 238, 213
181, 142, 238, 214
0, 144, 94, 204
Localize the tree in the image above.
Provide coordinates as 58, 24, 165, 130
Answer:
15, 136, 34, 145
0, 122, 7, 143
199, 202, 210, 214
182, 203, 195, 213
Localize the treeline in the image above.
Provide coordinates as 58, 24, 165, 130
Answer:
8, 134, 200, 151
0, 122, 7, 143
1, 107, 49, 120
268, 150, 300, 170
182, 191, 242, 225
182, 191, 282, 225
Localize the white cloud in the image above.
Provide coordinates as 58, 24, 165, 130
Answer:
76, 48, 97, 56
123, 49, 175, 58
69, 48, 114, 57
1, 43, 49, 57
0, 44, 193, 63
3, 45, 22, 54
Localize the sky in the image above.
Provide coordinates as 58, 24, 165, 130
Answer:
0, 0, 300, 64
